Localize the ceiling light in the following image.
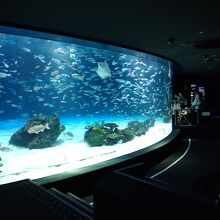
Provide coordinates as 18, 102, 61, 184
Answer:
167, 38, 175, 45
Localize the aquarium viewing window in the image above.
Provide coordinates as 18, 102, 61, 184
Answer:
0, 25, 175, 185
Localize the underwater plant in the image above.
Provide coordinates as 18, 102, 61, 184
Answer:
85, 120, 106, 130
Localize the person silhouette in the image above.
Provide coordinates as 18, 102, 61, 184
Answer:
191, 92, 202, 111
191, 92, 203, 125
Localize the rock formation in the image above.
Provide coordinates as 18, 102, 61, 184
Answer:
9, 114, 65, 149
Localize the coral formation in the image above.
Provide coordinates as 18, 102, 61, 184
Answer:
84, 118, 155, 147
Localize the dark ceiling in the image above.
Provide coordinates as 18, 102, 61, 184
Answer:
1, 0, 220, 75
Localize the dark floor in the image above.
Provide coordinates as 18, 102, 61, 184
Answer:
145, 138, 220, 199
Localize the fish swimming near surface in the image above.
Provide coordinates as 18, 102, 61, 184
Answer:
27, 123, 50, 134
96, 60, 112, 79
22, 47, 31, 53
71, 73, 84, 81
0, 72, 11, 78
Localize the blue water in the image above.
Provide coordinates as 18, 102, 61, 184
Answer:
0, 29, 172, 122
0, 114, 157, 145
0, 26, 174, 185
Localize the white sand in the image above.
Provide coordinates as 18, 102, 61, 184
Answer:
0, 117, 172, 185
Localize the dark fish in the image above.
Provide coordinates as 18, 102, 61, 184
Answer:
64, 131, 74, 138
0, 146, 12, 152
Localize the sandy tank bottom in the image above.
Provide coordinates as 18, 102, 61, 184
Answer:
0, 116, 172, 185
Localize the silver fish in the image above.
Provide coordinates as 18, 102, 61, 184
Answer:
0, 72, 11, 78
27, 123, 50, 134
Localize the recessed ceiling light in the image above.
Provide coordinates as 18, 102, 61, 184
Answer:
167, 38, 175, 45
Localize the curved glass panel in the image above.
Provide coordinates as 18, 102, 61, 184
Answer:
0, 25, 175, 184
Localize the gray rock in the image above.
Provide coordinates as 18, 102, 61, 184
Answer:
9, 114, 65, 149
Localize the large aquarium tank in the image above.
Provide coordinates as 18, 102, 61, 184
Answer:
0, 25, 175, 185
